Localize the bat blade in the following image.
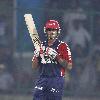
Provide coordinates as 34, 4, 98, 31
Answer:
24, 14, 41, 50
24, 14, 46, 63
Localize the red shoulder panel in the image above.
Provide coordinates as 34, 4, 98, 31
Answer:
57, 42, 72, 63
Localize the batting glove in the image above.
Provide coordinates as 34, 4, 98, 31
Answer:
34, 49, 40, 57
46, 47, 58, 59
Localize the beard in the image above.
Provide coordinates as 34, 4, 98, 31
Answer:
47, 32, 57, 40
48, 35, 56, 40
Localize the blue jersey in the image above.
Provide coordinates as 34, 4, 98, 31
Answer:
32, 39, 72, 77
32, 39, 72, 100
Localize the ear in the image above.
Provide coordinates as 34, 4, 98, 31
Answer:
44, 27, 46, 33
58, 29, 61, 34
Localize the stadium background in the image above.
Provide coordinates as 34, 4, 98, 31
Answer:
0, 0, 100, 100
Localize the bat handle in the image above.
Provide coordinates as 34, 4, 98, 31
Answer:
40, 54, 46, 64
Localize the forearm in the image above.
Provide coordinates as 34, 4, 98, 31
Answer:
67, 63, 72, 70
57, 58, 68, 67
32, 57, 39, 69
56, 57, 72, 70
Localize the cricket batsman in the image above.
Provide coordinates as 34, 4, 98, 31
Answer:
32, 20, 72, 100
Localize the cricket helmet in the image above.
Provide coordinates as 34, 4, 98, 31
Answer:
44, 20, 61, 34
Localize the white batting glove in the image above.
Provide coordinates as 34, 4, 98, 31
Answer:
33, 44, 45, 58
34, 49, 40, 57
46, 47, 58, 59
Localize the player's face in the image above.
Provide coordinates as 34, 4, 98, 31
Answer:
46, 29, 58, 40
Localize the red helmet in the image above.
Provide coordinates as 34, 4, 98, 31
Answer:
44, 20, 60, 29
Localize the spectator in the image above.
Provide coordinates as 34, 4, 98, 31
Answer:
74, 53, 97, 96
73, 45, 86, 75
63, 7, 91, 54
94, 16, 100, 43
90, 42, 100, 91
0, 63, 15, 93
69, 45, 86, 93
92, 0, 100, 11
0, 15, 14, 72
63, 18, 91, 55
94, 51, 100, 90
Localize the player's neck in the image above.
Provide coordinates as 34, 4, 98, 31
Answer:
48, 39, 56, 46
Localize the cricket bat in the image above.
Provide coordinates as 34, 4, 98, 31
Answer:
24, 14, 46, 63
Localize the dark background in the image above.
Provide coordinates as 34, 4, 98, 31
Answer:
0, 0, 100, 100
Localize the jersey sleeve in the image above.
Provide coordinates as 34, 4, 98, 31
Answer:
57, 42, 72, 64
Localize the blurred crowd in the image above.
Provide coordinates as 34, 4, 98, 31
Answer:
44, 0, 100, 96
0, 0, 100, 96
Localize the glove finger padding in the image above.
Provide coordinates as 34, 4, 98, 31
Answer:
34, 49, 40, 57
46, 47, 58, 59
33, 44, 45, 58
